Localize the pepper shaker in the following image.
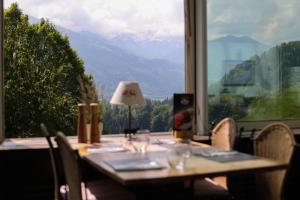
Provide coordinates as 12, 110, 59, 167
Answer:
77, 103, 87, 143
90, 103, 100, 143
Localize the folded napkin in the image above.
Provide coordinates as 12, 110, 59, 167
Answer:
87, 146, 127, 153
151, 139, 176, 145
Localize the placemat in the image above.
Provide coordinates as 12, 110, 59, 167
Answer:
104, 157, 165, 171
192, 147, 259, 163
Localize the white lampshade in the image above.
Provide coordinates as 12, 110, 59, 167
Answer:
110, 81, 146, 106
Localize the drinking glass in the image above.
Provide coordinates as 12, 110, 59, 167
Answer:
167, 143, 191, 169
131, 133, 150, 154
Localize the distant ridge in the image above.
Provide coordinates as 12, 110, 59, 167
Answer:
210, 35, 267, 46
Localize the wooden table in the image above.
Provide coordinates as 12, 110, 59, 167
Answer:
80, 135, 288, 186
0, 132, 208, 150
0, 133, 289, 200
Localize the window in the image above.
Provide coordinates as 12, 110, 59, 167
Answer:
193, 0, 300, 132
1, 0, 185, 138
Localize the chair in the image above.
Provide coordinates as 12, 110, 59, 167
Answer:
55, 131, 135, 200
40, 123, 66, 200
211, 117, 237, 151
253, 123, 296, 200
194, 117, 237, 200
211, 117, 237, 189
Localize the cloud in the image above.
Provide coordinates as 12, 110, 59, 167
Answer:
4, 0, 184, 41
207, 0, 300, 45
6, 0, 300, 44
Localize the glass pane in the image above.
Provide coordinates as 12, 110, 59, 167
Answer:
207, 0, 300, 124
4, 0, 184, 137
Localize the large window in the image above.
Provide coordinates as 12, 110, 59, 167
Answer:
2, 0, 184, 137
206, 0, 300, 129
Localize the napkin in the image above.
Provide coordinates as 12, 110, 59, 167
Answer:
193, 147, 238, 157
151, 139, 176, 145
87, 146, 127, 153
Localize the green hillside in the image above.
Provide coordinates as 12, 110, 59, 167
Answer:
210, 41, 300, 122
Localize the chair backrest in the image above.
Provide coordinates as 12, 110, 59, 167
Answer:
254, 123, 296, 200
211, 117, 237, 150
55, 132, 83, 200
210, 118, 237, 189
40, 123, 60, 200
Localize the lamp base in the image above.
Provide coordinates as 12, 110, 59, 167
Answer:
124, 128, 139, 140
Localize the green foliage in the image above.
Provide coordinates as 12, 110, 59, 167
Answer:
150, 101, 172, 132
244, 84, 300, 120
209, 40, 300, 124
4, 3, 97, 137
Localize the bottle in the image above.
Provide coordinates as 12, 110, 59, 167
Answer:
90, 103, 100, 143
77, 103, 87, 143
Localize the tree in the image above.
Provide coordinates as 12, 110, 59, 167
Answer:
150, 102, 172, 132
244, 85, 300, 120
101, 98, 173, 134
4, 3, 97, 137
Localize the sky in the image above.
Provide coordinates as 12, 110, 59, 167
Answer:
4, 0, 184, 41
4, 0, 300, 44
207, 0, 300, 45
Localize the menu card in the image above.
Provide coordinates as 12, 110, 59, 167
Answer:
173, 93, 194, 131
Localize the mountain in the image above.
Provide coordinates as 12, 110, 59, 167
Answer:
208, 35, 269, 86
109, 35, 184, 66
29, 17, 269, 99
58, 30, 269, 99
223, 41, 300, 97
57, 27, 184, 99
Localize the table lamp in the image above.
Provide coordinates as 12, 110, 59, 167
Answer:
110, 81, 146, 140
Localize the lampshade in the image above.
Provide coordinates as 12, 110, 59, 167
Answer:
110, 81, 146, 106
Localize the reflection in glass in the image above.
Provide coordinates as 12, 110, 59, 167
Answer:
207, 0, 300, 123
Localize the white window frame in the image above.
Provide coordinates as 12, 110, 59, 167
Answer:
195, 0, 208, 134
193, 0, 300, 134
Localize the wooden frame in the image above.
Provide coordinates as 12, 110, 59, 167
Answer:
0, 0, 4, 143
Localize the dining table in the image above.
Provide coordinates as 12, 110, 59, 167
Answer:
77, 133, 288, 187
0, 132, 290, 200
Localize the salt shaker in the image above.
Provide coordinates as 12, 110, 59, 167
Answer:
77, 103, 87, 143
90, 103, 100, 143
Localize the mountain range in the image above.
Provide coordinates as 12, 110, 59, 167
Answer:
30, 16, 269, 99
58, 27, 184, 99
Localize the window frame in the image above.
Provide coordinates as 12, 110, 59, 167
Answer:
194, 0, 300, 133
0, 0, 4, 142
